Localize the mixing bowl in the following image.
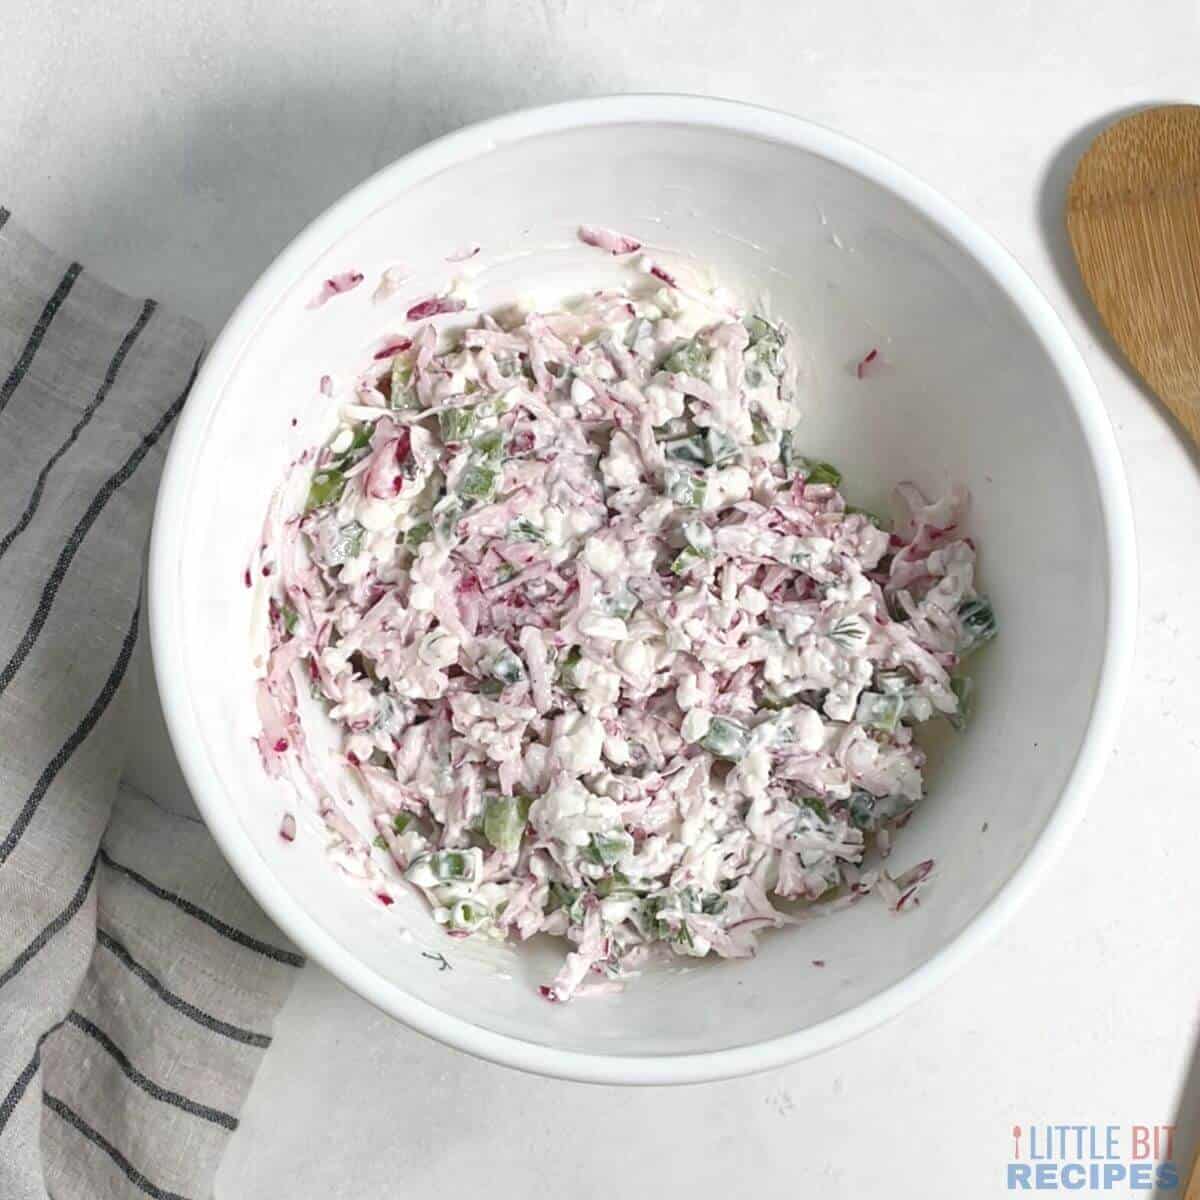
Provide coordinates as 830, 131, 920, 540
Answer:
150, 95, 1135, 1084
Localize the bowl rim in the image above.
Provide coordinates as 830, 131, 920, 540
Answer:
149, 93, 1137, 1085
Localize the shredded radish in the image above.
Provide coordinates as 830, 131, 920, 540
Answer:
310, 271, 364, 308
406, 295, 468, 321
856, 348, 879, 379
578, 225, 643, 255
256, 247, 994, 1001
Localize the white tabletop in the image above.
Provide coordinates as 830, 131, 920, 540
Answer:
6, 2, 1200, 1195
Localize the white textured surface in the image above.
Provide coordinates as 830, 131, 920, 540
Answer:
4, 1, 1199, 1194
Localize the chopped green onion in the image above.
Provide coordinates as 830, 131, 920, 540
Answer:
448, 900, 489, 932
780, 429, 799, 474
429, 850, 472, 882
663, 435, 710, 466
507, 517, 547, 543
848, 790, 877, 830
372, 834, 387, 850
700, 716, 750, 761
958, 596, 997, 655
488, 647, 525, 686
392, 812, 413, 835
828, 616, 868, 650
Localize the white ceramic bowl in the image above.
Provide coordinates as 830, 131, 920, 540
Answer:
150, 95, 1135, 1084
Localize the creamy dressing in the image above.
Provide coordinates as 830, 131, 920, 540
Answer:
252, 233, 996, 1001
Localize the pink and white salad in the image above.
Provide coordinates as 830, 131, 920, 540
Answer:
253, 237, 996, 1002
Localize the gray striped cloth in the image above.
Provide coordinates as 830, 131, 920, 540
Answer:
0, 209, 304, 1200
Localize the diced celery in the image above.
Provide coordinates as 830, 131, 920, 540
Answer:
750, 414, 774, 445
405, 521, 432, 550
305, 467, 346, 512
855, 691, 904, 734
743, 315, 785, 386
392, 812, 413, 834
483, 795, 532, 852
439, 405, 477, 442
557, 645, 583, 690
800, 458, 842, 488
390, 358, 417, 409
624, 317, 653, 350
605, 588, 638, 620
327, 521, 365, 565
584, 830, 633, 867
876, 668, 914, 695
665, 469, 706, 508
682, 520, 714, 558
548, 882, 585, 924
948, 674, 974, 732
458, 463, 498, 502
660, 336, 711, 377
845, 503, 890, 529
281, 603, 299, 635
472, 428, 505, 461
671, 545, 707, 576
700, 716, 750, 761
372, 834, 387, 850
706, 427, 739, 465
433, 496, 464, 538
799, 797, 829, 822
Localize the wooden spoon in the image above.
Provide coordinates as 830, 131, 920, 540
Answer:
1069, 105, 1200, 1199
1066, 104, 1200, 446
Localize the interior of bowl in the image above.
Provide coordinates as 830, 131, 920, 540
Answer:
155, 110, 1115, 1071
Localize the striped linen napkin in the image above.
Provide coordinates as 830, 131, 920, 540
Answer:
0, 209, 304, 1200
